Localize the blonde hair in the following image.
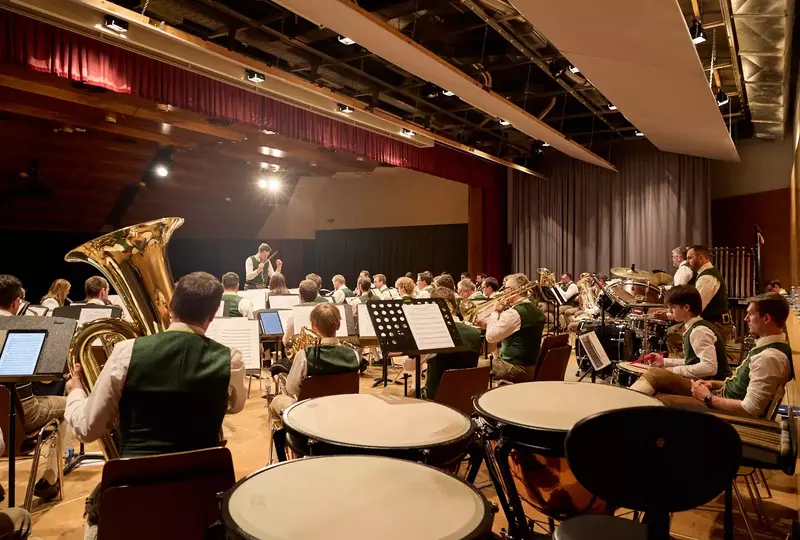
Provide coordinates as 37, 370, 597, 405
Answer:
310, 303, 340, 337
42, 279, 71, 306
395, 277, 416, 297
305, 273, 322, 290
332, 274, 345, 286
505, 273, 529, 290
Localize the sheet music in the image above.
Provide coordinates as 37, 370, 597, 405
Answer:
206, 318, 260, 370
292, 304, 348, 337
276, 310, 292, 334
78, 308, 113, 326
268, 294, 300, 310
288, 288, 300, 295
238, 290, 267, 311
357, 303, 376, 338
402, 304, 454, 350
578, 331, 611, 371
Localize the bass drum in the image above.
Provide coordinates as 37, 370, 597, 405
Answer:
607, 280, 664, 305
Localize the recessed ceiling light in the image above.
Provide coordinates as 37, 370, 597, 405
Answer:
154, 165, 169, 177
257, 178, 268, 189
401, 128, 415, 138
442, 90, 455, 97
635, 131, 645, 137
225, 197, 232, 202
337, 104, 354, 114
262, 130, 276, 135
338, 36, 355, 45
259, 146, 285, 158
608, 104, 618, 111
542, 142, 551, 147
246, 69, 265, 83
267, 178, 281, 192
499, 119, 511, 126
569, 66, 580, 74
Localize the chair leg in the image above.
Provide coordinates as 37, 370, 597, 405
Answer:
23, 441, 45, 511
742, 474, 766, 526
733, 480, 756, 540
757, 468, 772, 499
55, 429, 64, 504
747, 473, 770, 530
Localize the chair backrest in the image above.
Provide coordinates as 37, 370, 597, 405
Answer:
434, 366, 491, 416
98, 447, 235, 540
565, 406, 741, 514
0, 386, 28, 456
535, 345, 572, 382
537, 333, 569, 364
298, 371, 360, 400
766, 385, 786, 420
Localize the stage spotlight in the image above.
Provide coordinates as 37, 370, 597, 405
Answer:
267, 177, 281, 192
337, 104, 354, 114
499, 119, 511, 126
400, 128, 415, 138
104, 15, 129, 33
635, 130, 645, 137
442, 90, 455, 97
716, 88, 730, 106
338, 36, 355, 45
689, 19, 706, 45
154, 165, 169, 178
569, 66, 580, 74
246, 69, 265, 83
608, 104, 618, 111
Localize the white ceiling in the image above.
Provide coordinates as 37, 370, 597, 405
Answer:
270, 0, 617, 171
511, 0, 739, 162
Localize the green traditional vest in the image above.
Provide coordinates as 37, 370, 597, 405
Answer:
682, 319, 730, 380
245, 255, 268, 289
469, 291, 487, 301
305, 344, 360, 377
690, 267, 728, 322
221, 292, 244, 317
455, 321, 482, 354
499, 302, 546, 365
424, 322, 482, 400
118, 330, 230, 457
358, 292, 378, 303
339, 286, 355, 298
423, 285, 434, 293
722, 341, 793, 412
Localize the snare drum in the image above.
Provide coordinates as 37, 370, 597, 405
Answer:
474, 382, 661, 531
283, 394, 473, 470
223, 455, 494, 539
616, 361, 650, 387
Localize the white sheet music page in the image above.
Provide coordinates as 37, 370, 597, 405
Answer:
357, 303, 376, 338
238, 290, 267, 311
402, 304, 454, 350
206, 318, 260, 370
78, 308, 113, 326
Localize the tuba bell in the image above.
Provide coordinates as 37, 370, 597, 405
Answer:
65, 217, 183, 460
537, 268, 557, 288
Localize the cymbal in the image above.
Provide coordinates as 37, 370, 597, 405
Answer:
610, 267, 656, 281
652, 272, 673, 286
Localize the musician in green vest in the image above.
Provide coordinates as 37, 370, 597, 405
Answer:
356, 277, 381, 302
244, 243, 282, 290
423, 287, 482, 400
305, 273, 330, 303
633, 293, 792, 418
687, 245, 731, 343
65, 272, 247, 536
458, 279, 486, 302
486, 273, 546, 383
221, 272, 253, 318
331, 274, 355, 304
373, 274, 393, 299
632, 286, 731, 397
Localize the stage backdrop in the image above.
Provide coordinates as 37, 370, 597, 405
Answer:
1, 225, 466, 303
512, 141, 712, 278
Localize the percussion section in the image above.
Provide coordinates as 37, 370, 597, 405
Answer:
224, 455, 494, 540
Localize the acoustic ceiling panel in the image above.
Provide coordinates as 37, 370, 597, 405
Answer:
269, 0, 616, 170
511, 0, 739, 162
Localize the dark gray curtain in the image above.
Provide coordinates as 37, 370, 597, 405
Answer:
512, 142, 711, 278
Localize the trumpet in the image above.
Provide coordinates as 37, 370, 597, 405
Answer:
461, 282, 539, 324
286, 327, 321, 359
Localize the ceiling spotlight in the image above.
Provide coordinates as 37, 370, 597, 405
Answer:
246, 69, 265, 83
337, 104, 354, 114
154, 165, 169, 177
689, 19, 706, 45
542, 142, 551, 147
549, 59, 567, 78
257, 178, 268, 190
569, 66, 580, 74
608, 104, 618, 111
442, 90, 455, 97
716, 88, 730, 106
401, 128, 415, 138
499, 119, 511, 126
103, 14, 129, 33
634, 130, 645, 137
266, 178, 281, 192
338, 36, 355, 45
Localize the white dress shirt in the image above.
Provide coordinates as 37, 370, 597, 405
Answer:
561, 282, 579, 302
486, 300, 531, 343
285, 337, 354, 397
416, 289, 431, 299
377, 286, 392, 300
245, 256, 275, 282
664, 317, 718, 379
735, 333, 791, 417
41, 297, 60, 310
228, 295, 254, 319
673, 261, 693, 286
332, 288, 347, 305
0, 309, 13, 317
694, 262, 721, 311
66, 322, 246, 444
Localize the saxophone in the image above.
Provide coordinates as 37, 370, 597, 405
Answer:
65, 217, 183, 460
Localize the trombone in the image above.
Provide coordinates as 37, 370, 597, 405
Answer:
461, 282, 539, 325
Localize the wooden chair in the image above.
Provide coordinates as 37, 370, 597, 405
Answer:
98, 447, 235, 540
0, 386, 64, 511
534, 333, 569, 379
535, 345, 573, 382
434, 366, 491, 416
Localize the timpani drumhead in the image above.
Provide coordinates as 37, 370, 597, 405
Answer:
475, 381, 661, 432
283, 394, 472, 448
224, 455, 492, 540
618, 361, 650, 376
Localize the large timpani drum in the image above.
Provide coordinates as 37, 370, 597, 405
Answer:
283, 394, 474, 469
223, 455, 494, 539
474, 382, 662, 530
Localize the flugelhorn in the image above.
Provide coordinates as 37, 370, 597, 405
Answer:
65, 217, 183, 460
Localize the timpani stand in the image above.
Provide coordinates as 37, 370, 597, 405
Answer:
366, 299, 464, 397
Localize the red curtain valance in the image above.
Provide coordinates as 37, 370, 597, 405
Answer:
0, 9, 499, 188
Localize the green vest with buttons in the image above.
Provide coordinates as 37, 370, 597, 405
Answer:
245, 255, 268, 289
339, 287, 355, 298
690, 267, 728, 322
305, 345, 360, 377
222, 293, 244, 317
499, 302, 546, 365
722, 342, 793, 408
118, 331, 230, 457
682, 319, 730, 380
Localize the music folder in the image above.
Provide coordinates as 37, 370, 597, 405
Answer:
267, 294, 301, 310
543, 286, 566, 306
206, 318, 261, 371
578, 331, 612, 372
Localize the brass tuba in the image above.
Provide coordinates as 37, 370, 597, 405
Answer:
65, 217, 183, 460
537, 268, 557, 287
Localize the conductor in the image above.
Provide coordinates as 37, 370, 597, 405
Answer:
244, 243, 283, 290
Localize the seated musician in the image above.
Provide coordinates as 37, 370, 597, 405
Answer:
485, 274, 546, 383
356, 277, 381, 302
282, 280, 321, 347
304, 273, 329, 303
630, 286, 731, 397
458, 279, 486, 302
221, 272, 253, 318
395, 277, 416, 299
267, 272, 290, 296
65, 272, 246, 535
416, 271, 434, 299
475, 273, 486, 293
631, 293, 792, 418
373, 274, 392, 300
556, 273, 580, 324
76, 276, 110, 306
269, 304, 360, 456
41, 279, 72, 311
766, 279, 788, 297
423, 287, 481, 400
331, 275, 355, 304
482, 277, 500, 299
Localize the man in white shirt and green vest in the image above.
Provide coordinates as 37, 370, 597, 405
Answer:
416, 271, 434, 299
221, 272, 253, 318
244, 243, 282, 290
65, 272, 246, 536
331, 274, 355, 304
632, 293, 792, 418
687, 245, 731, 344
485, 273, 546, 383
631, 285, 731, 397
373, 274, 393, 300
356, 277, 381, 303
305, 273, 330, 303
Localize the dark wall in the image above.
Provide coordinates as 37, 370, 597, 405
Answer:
1, 224, 467, 302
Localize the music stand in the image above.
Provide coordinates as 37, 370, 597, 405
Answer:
541, 286, 566, 333
577, 331, 613, 383
0, 317, 75, 507
51, 305, 123, 322
366, 298, 464, 397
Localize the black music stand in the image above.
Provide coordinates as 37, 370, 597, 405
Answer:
366, 298, 464, 397
541, 286, 566, 334
51, 305, 123, 321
